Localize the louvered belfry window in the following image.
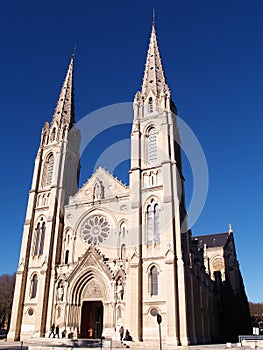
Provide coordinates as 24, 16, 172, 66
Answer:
148, 127, 157, 164
46, 154, 54, 186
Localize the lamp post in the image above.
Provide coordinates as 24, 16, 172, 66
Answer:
156, 313, 162, 350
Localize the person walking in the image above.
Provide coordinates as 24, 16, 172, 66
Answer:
55, 325, 60, 338
119, 326, 124, 341
49, 323, 55, 338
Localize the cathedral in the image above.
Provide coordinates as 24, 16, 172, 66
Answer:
8, 22, 251, 346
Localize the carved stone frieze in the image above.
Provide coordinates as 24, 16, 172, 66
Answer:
83, 280, 103, 298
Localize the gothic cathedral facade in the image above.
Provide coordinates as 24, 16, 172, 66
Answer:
8, 23, 251, 346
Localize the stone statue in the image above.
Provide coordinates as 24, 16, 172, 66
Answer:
57, 285, 64, 301
94, 178, 104, 199
116, 280, 124, 301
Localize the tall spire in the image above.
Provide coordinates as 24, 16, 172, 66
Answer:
52, 53, 75, 128
141, 22, 168, 98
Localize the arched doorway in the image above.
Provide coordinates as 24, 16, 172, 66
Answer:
80, 301, 103, 338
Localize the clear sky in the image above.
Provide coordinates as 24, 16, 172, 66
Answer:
0, 0, 262, 302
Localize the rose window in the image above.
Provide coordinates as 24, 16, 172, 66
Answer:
212, 257, 224, 271
81, 215, 110, 245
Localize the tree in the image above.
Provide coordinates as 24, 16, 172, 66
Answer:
249, 302, 263, 316
0, 273, 16, 330
249, 302, 263, 331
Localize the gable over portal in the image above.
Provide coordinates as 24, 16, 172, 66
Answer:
67, 246, 113, 304
69, 167, 129, 205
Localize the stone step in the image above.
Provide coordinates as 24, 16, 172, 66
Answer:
26, 337, 127, 349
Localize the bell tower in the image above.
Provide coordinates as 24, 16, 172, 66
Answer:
129, 21, 190, 346
8, 54, 80, 341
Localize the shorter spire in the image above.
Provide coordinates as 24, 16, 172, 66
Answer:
228, 223, 233, 234
52, 54, 75, 127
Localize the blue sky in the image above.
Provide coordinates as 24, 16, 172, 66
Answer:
0, 1, 262, 302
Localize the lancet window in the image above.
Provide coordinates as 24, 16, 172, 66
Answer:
31, 274, 38, 299
45, 154, 54, 186
146, 201, 160, 244
33, 220, 46, 256
147, 127, 157, 164
65, 250, 69, 264
149, 265, 158, 296
41, 153, 54, 188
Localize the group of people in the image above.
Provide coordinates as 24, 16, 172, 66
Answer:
49, 323, 132, 341
48, 324, 60, 338
119, 326, 132, 342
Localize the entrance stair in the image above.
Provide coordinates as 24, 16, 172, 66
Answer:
26, 337, 128, 349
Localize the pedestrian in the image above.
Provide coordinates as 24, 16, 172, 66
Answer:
124, 329, 132, 341
119, 325, 124, 341
49, 323, 55, 338
55, 325, 60, 338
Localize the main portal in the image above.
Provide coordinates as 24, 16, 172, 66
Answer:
80, 301, 103, 339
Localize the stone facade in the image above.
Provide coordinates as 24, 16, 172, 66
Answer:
8, 23, 251, 346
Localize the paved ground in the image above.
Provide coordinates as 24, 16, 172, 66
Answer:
0, 340, 262, 350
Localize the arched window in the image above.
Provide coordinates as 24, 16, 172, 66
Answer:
39, 222, 45, 255
46, 154, 54, 186
121, 244, 126, 260
148, 127, 157, 164
51, 127, 56, 142
154, 204, 160, 244
42, 194, 47, 206
37, 194, 41, 207
147, 205, 153, 244
41, 153, 54, 188
33, 220, 45, 256
147, 201, 160, 245
33, 223, 41, 256
150, 266, 158, 296
65, 250, 69, 264
31, 274, 38, 298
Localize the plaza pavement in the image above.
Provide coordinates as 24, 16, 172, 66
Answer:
0, 339, 263, 350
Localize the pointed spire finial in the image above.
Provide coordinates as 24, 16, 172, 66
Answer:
152, 8, 155, 26
72, 45, 77, 58
228, 223, 233, 234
